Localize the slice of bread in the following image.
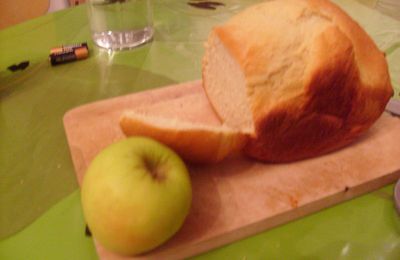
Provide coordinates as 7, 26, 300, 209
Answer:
120, 92, 248, 164
202, 0, 393, 162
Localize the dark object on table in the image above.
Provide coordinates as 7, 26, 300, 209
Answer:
85, 225, 92, 237
188, 0, 225, 10
7, 61, 30, 72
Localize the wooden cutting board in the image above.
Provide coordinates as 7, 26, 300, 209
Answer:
63, 80, 400, 260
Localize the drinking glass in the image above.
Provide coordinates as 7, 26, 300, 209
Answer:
87, 0, 154, 50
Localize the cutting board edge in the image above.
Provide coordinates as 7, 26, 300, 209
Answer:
120, 168, 400, 260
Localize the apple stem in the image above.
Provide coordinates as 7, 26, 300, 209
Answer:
144, 158, 166, 181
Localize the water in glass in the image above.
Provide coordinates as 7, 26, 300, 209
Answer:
88, 0, 153, 50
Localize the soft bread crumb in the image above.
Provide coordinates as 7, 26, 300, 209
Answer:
120, 102, 248, 164
203, 32, 254, 134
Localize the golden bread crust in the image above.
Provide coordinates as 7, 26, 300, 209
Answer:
204, 0, 393, 162
120, 114, 247, 164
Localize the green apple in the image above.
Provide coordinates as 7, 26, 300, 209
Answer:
81, 136, 192, 256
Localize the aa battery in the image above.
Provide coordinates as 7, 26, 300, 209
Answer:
49, 46, 89, 66
50, 42, 88, 55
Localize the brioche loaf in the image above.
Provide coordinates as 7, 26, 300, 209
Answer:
202, 0, 393, 162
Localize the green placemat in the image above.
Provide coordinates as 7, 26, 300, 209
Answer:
0, 1, 266, 240
0, 0, 399, 245
0, 190, 98, 260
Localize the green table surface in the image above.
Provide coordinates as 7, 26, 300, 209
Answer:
1, 1, 400, 259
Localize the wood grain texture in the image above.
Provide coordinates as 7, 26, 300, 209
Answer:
0, 0, 49, 29
63, 80, 400, 260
